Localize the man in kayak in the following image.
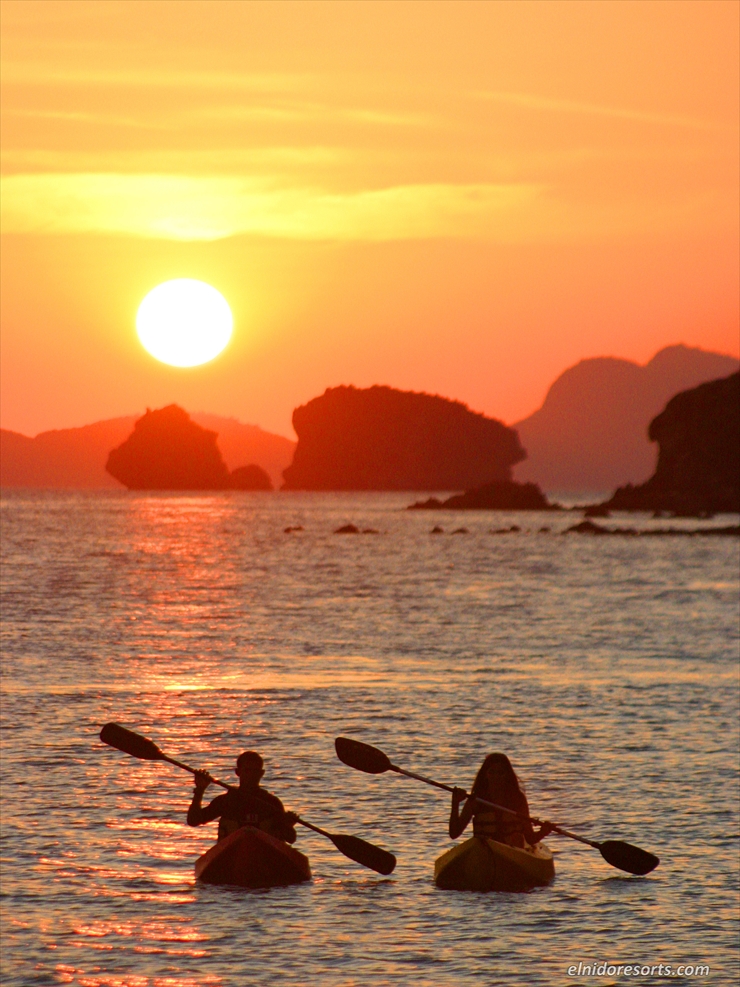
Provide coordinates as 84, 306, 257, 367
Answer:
448, 752, 555, 847
187, 750, 299, 843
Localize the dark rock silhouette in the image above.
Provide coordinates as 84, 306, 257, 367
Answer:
106, 406, 232, 490
604, 373, 739, 515
565, 519, 739, 537
335, 524, 360, 534
1, 413, 294, 489
105, 406, 275, 491
190, 414, 294, 488
229, 464, 273, 490
514, 345, 738, 494
407, 480, 553, 511
584, 504, 610, 518
282, 385, 524, 490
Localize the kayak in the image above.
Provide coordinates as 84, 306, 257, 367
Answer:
195, 826, 311, 889
434, 836, 554, 892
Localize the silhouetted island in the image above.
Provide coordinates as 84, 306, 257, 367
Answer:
514, 345, 738, 494
602, 372, 739, 515
106, 405, 273, 490
407, 479, 554, 511
281, 385, 524, 490
1, 413, 293, 489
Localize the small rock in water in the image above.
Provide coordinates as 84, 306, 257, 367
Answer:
430, 525, 444, 534
452, 527, 469, 534
565, 520, 609, 535
284, 525, 304, 533
584, 504, 610, 518
335, 523, 360, 534
539, 526, 551, 533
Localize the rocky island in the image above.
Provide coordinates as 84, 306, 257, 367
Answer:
603, 372, 739, 515
513, 344, 738, 494
281, 385, 525, 490
407, 480, 554, 511
106, 405, 273, 490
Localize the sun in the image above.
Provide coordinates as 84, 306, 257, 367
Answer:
136, 279, 233, 367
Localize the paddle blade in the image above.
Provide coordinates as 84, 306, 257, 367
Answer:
329, 833, 397, 875
599, 840, 660, 876
100, 722, 164, 761
335, 737, 391, 775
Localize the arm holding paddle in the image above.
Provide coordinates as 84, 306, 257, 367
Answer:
449, 784, 556, 843
187, 769, 217, 827
449, 787, 473, 839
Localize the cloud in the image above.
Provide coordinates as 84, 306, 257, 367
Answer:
2, 62, 310, 93
473, 90, 731, 131
0, 173, 543, 242
3, 172, 733, 245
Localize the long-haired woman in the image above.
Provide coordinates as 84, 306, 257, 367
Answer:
449, 753, 554, 846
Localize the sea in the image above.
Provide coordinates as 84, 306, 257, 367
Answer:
1, 491, 738, 987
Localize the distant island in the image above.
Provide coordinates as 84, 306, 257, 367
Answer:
1, 412, 294, 489
602, 372, 739, 515
281, 385, 524, 490
407, 480, 554, 511
106, 405, 273, 490
514, 345, 738, 494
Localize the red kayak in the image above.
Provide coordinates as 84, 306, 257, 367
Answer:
194, 826, 312, 889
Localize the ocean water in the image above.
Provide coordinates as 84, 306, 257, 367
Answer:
1, 491, 738, 987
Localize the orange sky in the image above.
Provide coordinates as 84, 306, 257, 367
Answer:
1, 0, 738, 438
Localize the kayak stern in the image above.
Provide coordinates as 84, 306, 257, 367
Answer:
195, 826, 311, 889
434, 836, 554, 892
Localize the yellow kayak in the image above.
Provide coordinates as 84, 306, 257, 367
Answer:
434, 836, 554, 892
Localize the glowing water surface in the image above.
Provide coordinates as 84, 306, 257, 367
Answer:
1, 492, 738, 986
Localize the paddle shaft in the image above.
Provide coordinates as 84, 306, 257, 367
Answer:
167, 757, 231, 791
296, 817, 333, 839
388, 763, 554, 831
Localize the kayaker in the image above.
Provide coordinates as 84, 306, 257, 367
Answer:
448, 753, 555, 847
187, 750, 299, 843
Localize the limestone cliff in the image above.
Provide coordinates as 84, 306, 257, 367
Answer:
514, 345, 739, 494
106, 405, 274, 490
605, 373, 739, 514
281, 385, 525, 490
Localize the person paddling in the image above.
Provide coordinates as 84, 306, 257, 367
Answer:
187, 750, 298, 843
449, 753, 554, 847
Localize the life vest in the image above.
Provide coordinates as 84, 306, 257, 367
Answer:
473, 808, 528, 847
216, 789, 282, 842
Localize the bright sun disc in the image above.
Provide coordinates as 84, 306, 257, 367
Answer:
136, 279, 233, 367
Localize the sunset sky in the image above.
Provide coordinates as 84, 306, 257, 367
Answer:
1, 0, 738, 438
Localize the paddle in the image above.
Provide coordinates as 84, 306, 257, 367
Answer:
334, 736, 659, 877
99, 723, 396, 875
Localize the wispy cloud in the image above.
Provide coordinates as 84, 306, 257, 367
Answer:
473, 90, 732, 131
0, 173, 542, 242
2, 62, 310, 93
0, 146, 350, 174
